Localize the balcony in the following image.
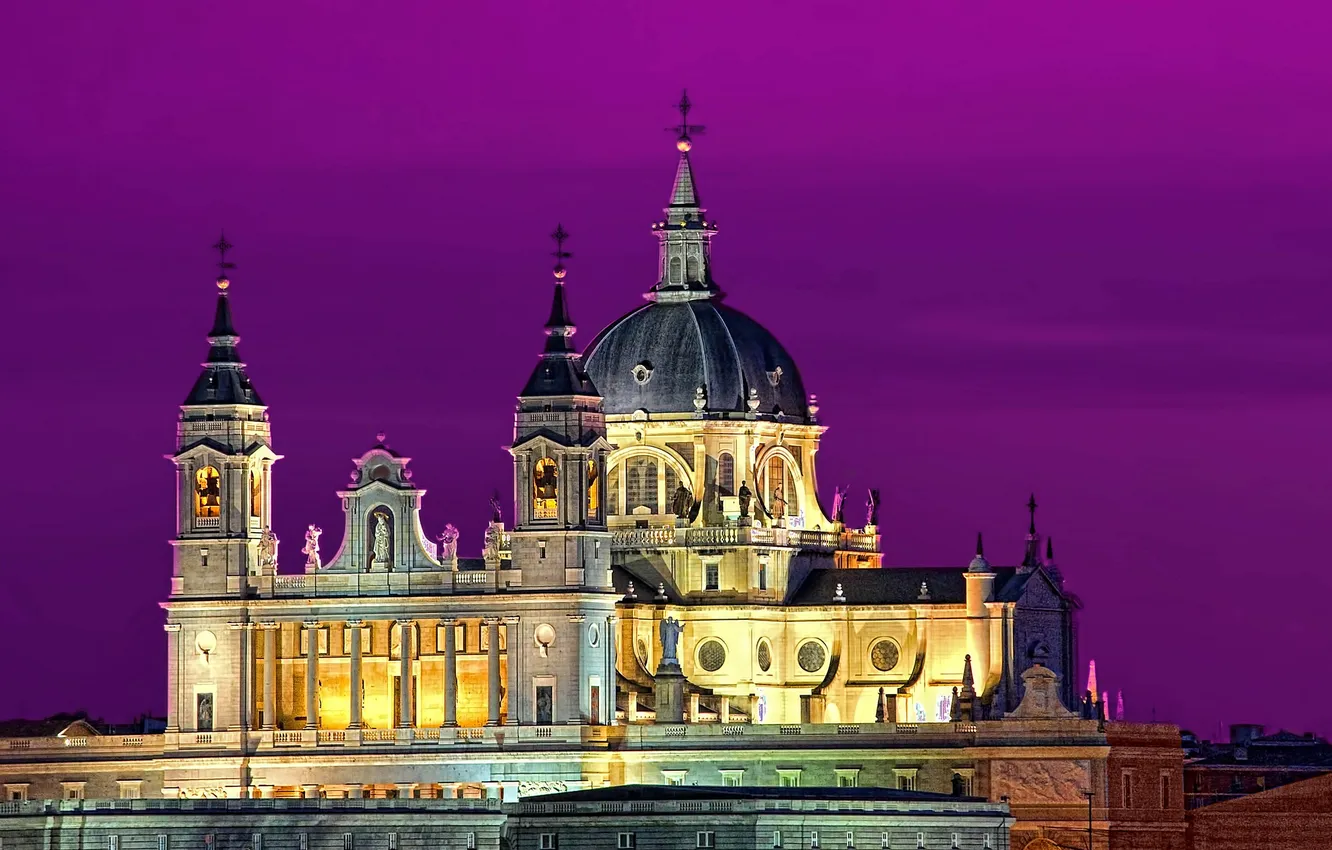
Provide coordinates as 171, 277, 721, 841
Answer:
610, 525, 878, 553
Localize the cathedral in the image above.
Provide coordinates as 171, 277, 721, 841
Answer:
0, 97, 1187, 850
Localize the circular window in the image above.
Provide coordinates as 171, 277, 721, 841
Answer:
756, 639, 772, 672
588, 624, 600, 648
797, 640, 827, 673
870, 639, 901, 672
631, 361, 654, 385
697, 639, 726, 672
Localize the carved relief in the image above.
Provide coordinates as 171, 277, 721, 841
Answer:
990, 759, 1090, 804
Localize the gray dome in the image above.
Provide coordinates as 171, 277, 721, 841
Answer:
583, 299, 810, 421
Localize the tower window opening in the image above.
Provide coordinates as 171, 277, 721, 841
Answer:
533, 457, 559, 519
669, 255, 682, 285
194, 466, 221, 518
587, 459, 600, 516
607, 465, 621, 516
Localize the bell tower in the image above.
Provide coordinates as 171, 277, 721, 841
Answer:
509, 225, 613, 590
168, 235, 280, 598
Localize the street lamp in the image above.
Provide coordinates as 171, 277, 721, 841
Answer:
1079, 790, 1093, 850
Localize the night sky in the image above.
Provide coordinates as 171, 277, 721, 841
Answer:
3, 2, 1330, 739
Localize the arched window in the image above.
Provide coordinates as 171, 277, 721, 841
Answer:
586, 459, 600, 517
194, 467, 221, 518
668, 255, 682, 285
717, 452, 735, 496
607, 464, 621, 516
766, 456, 797, 517
250, 470, 262, 518
626, 456, 659, 514
533, 457, 559, 519
686, 246, 702, 281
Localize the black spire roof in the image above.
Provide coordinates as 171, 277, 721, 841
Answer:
519, 225, 599, 398
184, 239, 263, 406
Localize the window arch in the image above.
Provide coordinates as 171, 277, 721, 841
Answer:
686, 246, 702, 281
668, 255, 682, 285
194, 467, 221, 518
607, 465, 621, 516
717, 452, 735, 496
533, 457, 559, 519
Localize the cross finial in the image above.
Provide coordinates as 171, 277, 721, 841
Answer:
1027, 493, 1038, 534
212, 231, 235, 290
550, 224, 571, 280
668, 89, 706, 151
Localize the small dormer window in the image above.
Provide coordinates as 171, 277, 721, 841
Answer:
632, 362, 654, 385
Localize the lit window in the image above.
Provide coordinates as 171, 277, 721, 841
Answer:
587, 460, 600, 516
467, 835, 476, 850
846, 831, 855, 848
758, 563, 767, 591
158, 835, 168, 850
697, 833, 715, 849
663, 771, 687, 787
118, 780, 142, 800
533, 457, 559, 519
880, 835, 889, 850
388, 835, 397, 850
626, 456, 659, 513
539, 835, 557, 850
717, 453, 735, 496
810, 832, 819, 849
721, 771, 743, 787
5, 785, 28, 802
618, 834, 636, 849
539, 540, 547, 560
253, 835, 263, 850
777, 769, 801, 788
194, 467, 222, 518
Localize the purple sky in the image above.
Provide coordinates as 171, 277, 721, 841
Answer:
3, 2, 1331, 739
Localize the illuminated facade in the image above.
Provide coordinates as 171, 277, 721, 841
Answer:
0, 101, 1187, 850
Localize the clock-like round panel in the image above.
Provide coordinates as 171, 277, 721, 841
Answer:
797, 640, 827, 673
697, 639, 726, 672
870, 639, 901, 672
756, 639, 772, 672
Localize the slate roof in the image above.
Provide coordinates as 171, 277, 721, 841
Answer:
184, 290, 264, 406
583, 299, 809, 420
787, 566, 1037, 606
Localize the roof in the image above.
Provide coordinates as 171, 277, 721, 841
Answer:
528, 783, 989, 806
787, 566, 1035, 606
583, 299, 809, 420
184, 290, 264, 406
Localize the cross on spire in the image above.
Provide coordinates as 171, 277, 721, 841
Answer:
668, 89, 706, 150
1027, 493, 1038, 535
212, 232, 236, 285
550, 223, 571, 279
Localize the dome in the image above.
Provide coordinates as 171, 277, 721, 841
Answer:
583, 298, 810, 421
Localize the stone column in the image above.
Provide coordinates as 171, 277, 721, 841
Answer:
303, 620, 319, 729
504, 617, 520, 725
347, 620, 363, 729
486, 618, 501, 726
442, 618, 458, 726
262, 623, 277, 730
606, 615, 618, 726
229, 622, 252, 730
397, 620, 414, 727
164, 623, 182, 732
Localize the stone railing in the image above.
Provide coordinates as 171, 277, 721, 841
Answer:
263, 569, 501, 598
0, 735, 166, 757
0, 798, 502, 817
610, 524, 879, 553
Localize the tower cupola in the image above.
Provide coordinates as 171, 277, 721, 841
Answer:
649, 90, 720, 301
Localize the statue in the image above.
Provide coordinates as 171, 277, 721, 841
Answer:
659, 617, 683, 667
737, 481, 753, 519
770, 484, 787, 523
490, 490, 503, 524
832, 485, 847, 524
671, 482, 693, 518
866, 488, 881, 528
372, 511, 391, 565
301, 524, 323, 570
257, 527, 279, 570
437, 524, 459, 561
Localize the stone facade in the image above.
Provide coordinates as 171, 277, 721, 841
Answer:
0, 101, 1186, 850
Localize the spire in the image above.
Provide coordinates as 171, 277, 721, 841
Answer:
968, 531, 991, 572
1086, 659, 1099, 702
649, 90, 720, 301
1116, 690, 1125, 721
519, 225, 599, 398
1020, 493, 1042, 571
184, 233, 263, 406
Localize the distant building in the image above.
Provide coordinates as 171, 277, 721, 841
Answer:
1186, 771, 1332, 849
0, 786, 1013, 850
1183, 724, 1332, 809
